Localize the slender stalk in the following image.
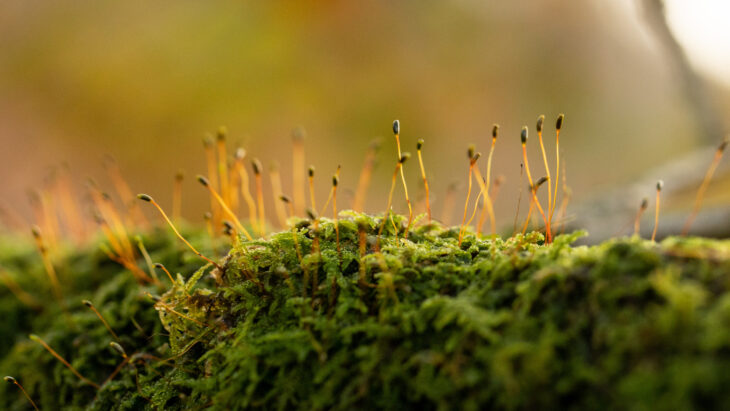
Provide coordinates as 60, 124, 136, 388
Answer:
352, 139, 380, 212
235, 149, 258, 232
4, 377, 39, 410
269, 162, 288, 228
29, 334, 100, 389
682, 138, 727, 235
137, 194, 223, 271
416, 139, 432, 223
536, 115, 552, 229
634, 198, 649, 236
83, 300, 121, 342
197, 176, 253, 240
652, 180, 663, 242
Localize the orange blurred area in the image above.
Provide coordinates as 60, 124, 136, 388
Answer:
1, 1, 728, 234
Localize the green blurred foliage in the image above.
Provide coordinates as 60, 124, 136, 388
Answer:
2, 212, 730, 409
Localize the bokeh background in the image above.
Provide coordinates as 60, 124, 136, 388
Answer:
1, 0, 729, 241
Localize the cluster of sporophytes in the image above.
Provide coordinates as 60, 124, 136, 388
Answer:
1, 117, 729, 410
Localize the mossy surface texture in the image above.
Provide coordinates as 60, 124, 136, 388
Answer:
2, 212, 730, 410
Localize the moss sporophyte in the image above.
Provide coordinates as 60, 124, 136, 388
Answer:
1, 117, 730, 410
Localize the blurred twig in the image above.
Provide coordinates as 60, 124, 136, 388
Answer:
641, 0, 724, 144
567, 1, 730, 243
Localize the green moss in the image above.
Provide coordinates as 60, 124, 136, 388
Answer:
2, 213, 730, 410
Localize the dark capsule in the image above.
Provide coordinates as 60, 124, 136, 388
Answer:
292, 126, 306, 141
357, 219, 369, 231
536, 115, 545, 133
369, 138, 383, 150
521, 127, 528, 144
392, 120, 400, 135
492, 124, 499, 139
556, 114, 565, 131
417, 138, 424, 150
217, 126, 227, 141
109, 342, 127, 357
252, 159, 263, 175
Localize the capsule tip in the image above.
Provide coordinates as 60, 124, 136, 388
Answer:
392, 119, 400, 135
416, 138, 424, 150
216, 126, 227, 141
109, 342, 127, 357
369, 138, 383, 150
137, 193, 153, 202
536, 115, 545, 133
556, 114, 565, 131
196, 175, 209, 187
521, 126, 528, 144
492, 124, 499, 139
719, 136, 728, 152
292, 126, 306, 141
252, 159, 262, 175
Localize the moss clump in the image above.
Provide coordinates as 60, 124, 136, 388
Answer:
2, 212, 730, 410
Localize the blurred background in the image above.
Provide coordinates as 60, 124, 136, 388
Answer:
1, 0, 729, 242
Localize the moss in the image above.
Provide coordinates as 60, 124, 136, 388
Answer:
1, 213, 730, 410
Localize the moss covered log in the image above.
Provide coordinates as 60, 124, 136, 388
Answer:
2, 213, 730, 410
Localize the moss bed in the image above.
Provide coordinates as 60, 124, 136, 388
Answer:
2, 212, 730, 410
